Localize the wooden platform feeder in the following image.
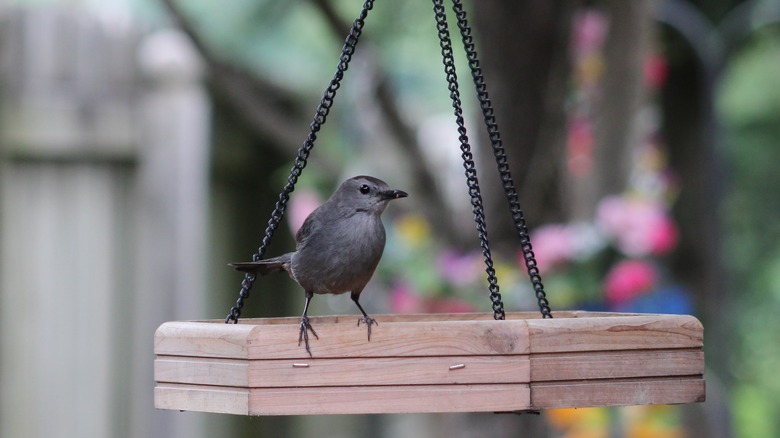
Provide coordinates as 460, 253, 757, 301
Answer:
154, 311, 704, 415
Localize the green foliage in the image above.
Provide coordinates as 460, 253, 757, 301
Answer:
718, 28, 780, 438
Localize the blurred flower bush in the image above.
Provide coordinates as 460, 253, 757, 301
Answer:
381, 214, 484, 314
533, 6, 691, 317
369, 136, 692, 317
531, 179, 691, 315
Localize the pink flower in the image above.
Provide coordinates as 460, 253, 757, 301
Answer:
648, 215, 679, 255
437, 250, 483, 286
572, 10, 608, 55
596, 196, 679, 257
604, 260, 657, 305
644, 51, 668, 90
567, 119, 594, 176
528, 225, 576, 272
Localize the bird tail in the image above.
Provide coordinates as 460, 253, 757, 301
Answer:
229, 253, 293, 276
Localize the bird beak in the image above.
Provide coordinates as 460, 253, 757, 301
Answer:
382, 189, 408, 200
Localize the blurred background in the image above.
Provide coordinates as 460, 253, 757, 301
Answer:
1, 0, 779, 437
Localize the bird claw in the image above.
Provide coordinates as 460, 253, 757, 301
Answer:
357, 316, 378, 341
298, 316, 319, 357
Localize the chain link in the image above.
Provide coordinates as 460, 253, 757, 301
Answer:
432, 0, 505, 321
449, 0, 552, 318
225, 0, 376, 324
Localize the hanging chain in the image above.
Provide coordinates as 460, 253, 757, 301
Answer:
449, 0, 552, 318
432, 0, 505, 320
225, 0, 550, 323
225, 0, 376, 324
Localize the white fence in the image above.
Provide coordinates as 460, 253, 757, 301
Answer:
0, 7, 214, 438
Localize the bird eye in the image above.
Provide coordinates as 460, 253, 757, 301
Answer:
359, 184, 370, 194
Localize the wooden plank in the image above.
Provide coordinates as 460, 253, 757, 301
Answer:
247, 384, 532, 415
155, 317, 531, 359
155, 384, 250, 416
531, 377, 706, 409
155, 377, 705, 415
155, 355, 531, 387
526, 314, 703, 353
156, 383, 531, 415
155, 313, 703, 359
155, 349, 703, 388
531, 349, 704, 381
233, 313, 498, 325
154, 321, 258, 359
245, 318, 530, 358
155, 356, 250, 387
232, 311, 604, 325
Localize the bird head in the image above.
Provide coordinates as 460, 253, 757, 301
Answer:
332, 175, 408, 214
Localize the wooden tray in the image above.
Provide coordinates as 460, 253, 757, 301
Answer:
154, 311, 705, 415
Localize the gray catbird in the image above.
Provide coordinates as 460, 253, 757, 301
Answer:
230, 175, 408, 355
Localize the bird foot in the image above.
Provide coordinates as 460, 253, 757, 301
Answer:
357, 316, 378, 341
298, 316, 319, 357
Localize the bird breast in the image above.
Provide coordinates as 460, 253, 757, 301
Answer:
291, 212, 386, 295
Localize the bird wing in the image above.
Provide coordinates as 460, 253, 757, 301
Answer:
295, 204, 327, 246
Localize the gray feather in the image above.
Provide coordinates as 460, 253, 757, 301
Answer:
229, 252, 293, 276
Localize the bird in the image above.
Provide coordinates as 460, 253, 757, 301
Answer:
230, 175, 408, 356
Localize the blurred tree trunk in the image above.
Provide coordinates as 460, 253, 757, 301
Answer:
473, 0, 655, 255
472, 0, 575, 254
561, 0, 655, 223
589, 0, 654, 210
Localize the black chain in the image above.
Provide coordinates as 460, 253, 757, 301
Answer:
432, 0, 505, 320
226, 0, 550, 322
449, 0, 552, 318
225, 0, 375, 324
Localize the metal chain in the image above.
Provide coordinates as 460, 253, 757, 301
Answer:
432, 0, 505, 320
449, 0, 552, 318
225, 0, 376, 323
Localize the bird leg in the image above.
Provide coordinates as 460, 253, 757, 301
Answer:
352, 292, 378, 341
298, 291, 319, 357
